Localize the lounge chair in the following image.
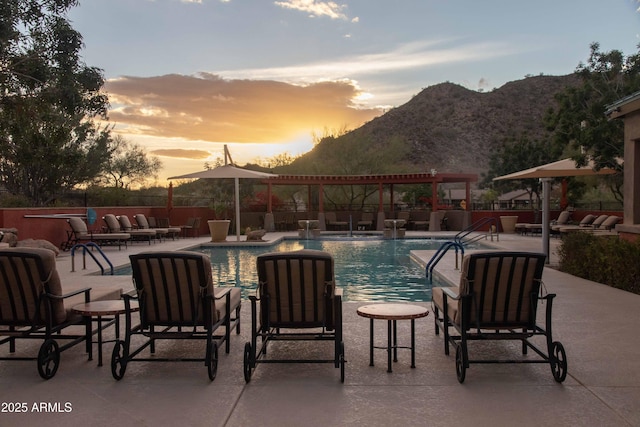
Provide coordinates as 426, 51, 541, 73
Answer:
357, 212, 374, 230
325, 212, 348, 231
396, 211, 411, 222
243, 249, 346, 383
103, 214, 154, 245
431, 251, 567, 383
134, 214, 169, 241
595, 215, 620, 230
0, 248, 92, 379
111, 251, 241, 381
557, 214, 603, 234
179, 217, 201, 238
589, 214, 609, 229
409, 210, 430, 230
573, 215, 621, 235
519, 210, 572, 236
155, 218, 182, 239
64, 217, 130, 250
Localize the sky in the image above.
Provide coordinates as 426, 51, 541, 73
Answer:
68, 0, 640, 182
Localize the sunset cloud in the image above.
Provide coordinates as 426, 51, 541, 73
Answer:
105, 74, 381, 145
218, 40, 519, 85
151, 148, 212, 159
275, 0, 350, 20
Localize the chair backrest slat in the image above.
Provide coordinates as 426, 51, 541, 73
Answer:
0, 248, 65, 326
130, 251, 216, 327
257, 250, 334, 329
458, 251, 545, 329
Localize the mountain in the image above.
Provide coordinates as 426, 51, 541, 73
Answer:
288, 74, 580, 177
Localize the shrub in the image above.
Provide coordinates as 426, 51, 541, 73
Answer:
558, 233, 640, 295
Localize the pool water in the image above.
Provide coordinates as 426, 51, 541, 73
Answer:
197, 239, 454, 302
113, 239, 468, 302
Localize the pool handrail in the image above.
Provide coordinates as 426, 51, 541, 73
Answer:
454, 217, 499, 245
425, 240, 465, 284
70, 242, 114, 275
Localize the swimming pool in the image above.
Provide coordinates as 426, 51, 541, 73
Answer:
113, 239, 469, 302
198, 239, 460, 302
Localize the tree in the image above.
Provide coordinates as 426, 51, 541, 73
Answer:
480, 135, 562, 206
98, 136, 162, 189
544, 42, 640, 201
0, 0, 111, 205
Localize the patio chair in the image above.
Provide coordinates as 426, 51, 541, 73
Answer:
111, 251, 241, 381
64, 217, 130, 251
431, 251, 567, 383
325, 212, 348, 231
179, 217, 201, 238
156, 218, 182, 239
396, 211, 411, 222
103, 214, 154, 245
243, 250, 346, 383
595, 215, 620, 230
134, 214, 169, 241
0, 248, 92, 379
409, 210, 430, 230
559, 214, 612, 234
357, 212, 374, 230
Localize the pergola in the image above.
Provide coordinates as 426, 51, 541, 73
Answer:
260, 172, 477, 230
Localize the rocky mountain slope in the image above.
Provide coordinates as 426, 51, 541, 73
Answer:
292, 74, 580, 176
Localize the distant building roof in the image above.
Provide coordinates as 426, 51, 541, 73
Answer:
498, 189, 538, 202
606, 90, 640, 119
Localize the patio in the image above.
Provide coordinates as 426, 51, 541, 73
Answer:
1, 231, 639, 426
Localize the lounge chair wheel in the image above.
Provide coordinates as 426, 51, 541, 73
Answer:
243, 342, 253, 383
207, 341, 218, 381
37, 339, 60, 380
550, 341, 567, 383
339, 341, 345, 383
111, 340, 127, 380
455, 345, 466, 383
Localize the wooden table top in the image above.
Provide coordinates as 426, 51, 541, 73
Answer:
357, 303, 428, 320
71, 300, 139, 316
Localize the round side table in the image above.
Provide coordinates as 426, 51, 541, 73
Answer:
72, 300, 139, 367
357, 303, 429, 373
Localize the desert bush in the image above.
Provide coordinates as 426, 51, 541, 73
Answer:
558, 232, 640, 295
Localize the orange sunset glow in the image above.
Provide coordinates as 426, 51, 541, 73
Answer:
106, 74, 383, 178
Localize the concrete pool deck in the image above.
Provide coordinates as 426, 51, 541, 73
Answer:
2, 231, 640, 426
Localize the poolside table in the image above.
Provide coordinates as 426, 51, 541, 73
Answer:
357, 303, 428, 373
72, 300, 139, 367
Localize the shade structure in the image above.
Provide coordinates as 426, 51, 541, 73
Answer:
492, 158, 618, 181
169, 164, 277, 241
494, 158, 618, 262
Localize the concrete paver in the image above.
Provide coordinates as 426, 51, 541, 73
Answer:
1, 231, 639, 426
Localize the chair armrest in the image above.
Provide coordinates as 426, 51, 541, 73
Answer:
47, 287, 91, 301
441, 287, 460, 300
214, 288, 231, 300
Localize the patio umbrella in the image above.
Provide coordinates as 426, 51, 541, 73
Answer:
168, 163, 277, 241
493, 158, 618, 262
